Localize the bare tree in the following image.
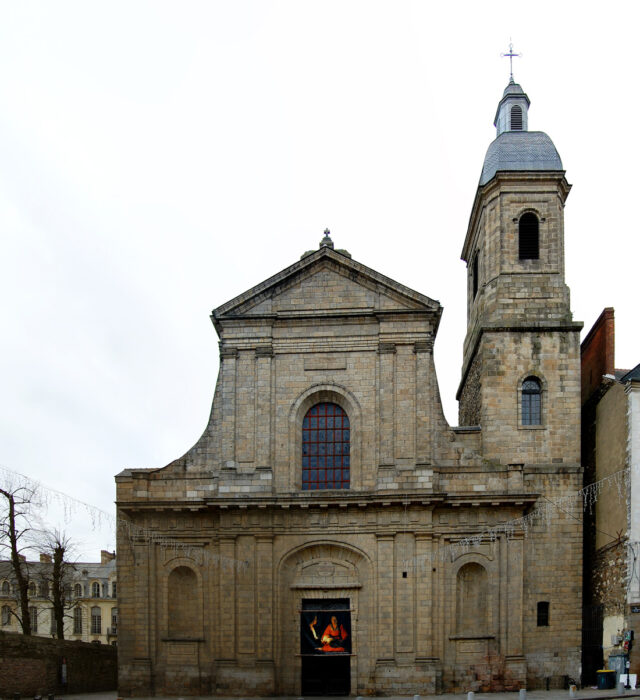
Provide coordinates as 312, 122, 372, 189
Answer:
0, 481, 39, 635
36, 529, 77, 639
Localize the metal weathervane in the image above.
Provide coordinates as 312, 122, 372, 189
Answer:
501, 40, 522, 82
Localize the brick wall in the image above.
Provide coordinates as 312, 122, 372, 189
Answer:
0, 631, 117, 696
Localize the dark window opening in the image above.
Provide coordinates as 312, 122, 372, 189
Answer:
519, 213, 539, 260
511, 105, 523, 130
537, 601, 550, 626
302, 403, 350, 490
522, 377, 542, 426
472, 253, 479, 299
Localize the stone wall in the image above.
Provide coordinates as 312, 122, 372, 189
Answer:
0, 631, 117, 696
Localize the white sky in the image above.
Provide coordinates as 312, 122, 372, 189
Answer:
1, 1, 638, 559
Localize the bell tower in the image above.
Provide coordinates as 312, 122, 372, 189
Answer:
457, 76, 583, 466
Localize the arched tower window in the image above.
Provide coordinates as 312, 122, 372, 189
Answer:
522, 377, 542, 425
510, 105, 523, 130
302, 402, 350, 490
519, 213, 539, 260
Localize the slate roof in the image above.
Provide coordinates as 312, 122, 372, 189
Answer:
479, 130, 563, 185
618, 363, 640, 383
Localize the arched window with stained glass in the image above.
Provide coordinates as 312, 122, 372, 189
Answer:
302, 403, 350, 490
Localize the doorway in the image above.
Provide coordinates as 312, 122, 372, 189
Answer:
300, 598, 351, 695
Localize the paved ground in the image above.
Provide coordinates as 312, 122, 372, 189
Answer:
58, 689, 640, 700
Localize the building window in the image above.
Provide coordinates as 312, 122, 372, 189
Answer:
302, 402, 350, 490
1, 604, 10, 626
522, 377, 542, 426
28, 581, 37, 597
111, 607, 118, 633
74, 606, 83, 634
111, 582, 117, 598
537, 601, 550, 626
1, 580, 10, 596
511, 105, 523, 130
519, 212, 539, 260
472, 253, 479, 299
91, 606, 102, 634
30, 606, 38, 633
92, 582, 100, 598
74, 583, 83, 598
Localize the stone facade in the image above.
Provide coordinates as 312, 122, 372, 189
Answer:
116, 80, 584, 696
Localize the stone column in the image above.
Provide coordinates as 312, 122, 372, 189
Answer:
378, 343, 395, 466
236, 351, 256, 465
255, 347, 274, 468
395, 532, 415, 654
395, 345, 416, 464
415, 534, 433, 658
220, 348, 238, 467
415, 338, 434, 465
376, 535, 395, 658
219, 537, 237, 658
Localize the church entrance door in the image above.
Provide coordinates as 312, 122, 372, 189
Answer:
300, 598, 351, 695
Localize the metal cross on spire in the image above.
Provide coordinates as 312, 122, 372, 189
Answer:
501, 40, 522, 82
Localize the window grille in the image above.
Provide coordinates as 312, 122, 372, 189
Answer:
302, 403, 350, 490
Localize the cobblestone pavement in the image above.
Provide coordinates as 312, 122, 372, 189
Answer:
58, 688, 640, 700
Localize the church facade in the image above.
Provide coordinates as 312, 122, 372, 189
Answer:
116, 79, 583, 696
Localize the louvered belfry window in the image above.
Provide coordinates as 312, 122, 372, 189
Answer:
522, 377, 542, 425
519, 213, 539, 260
511, 105, 523, 130
302, 403, 350, 490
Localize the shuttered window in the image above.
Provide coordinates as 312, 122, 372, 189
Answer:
511, 105, 523, 130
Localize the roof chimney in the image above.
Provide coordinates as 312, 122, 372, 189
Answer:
101, 550, 116, 564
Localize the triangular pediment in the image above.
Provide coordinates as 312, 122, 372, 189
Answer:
212, 247, 441, 324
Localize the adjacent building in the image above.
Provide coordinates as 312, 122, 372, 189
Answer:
581, 308, 640, 680
0, 550, 117, 645
117, 75, 584, 696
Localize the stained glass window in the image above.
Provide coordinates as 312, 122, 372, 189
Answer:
302, 403, 350, 490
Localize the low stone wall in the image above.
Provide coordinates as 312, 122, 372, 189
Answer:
0, 631, 117, 696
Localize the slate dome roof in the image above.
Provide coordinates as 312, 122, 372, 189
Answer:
479, 130, 563, 186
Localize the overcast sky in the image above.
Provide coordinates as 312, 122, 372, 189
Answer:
1, 2, 638, 559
